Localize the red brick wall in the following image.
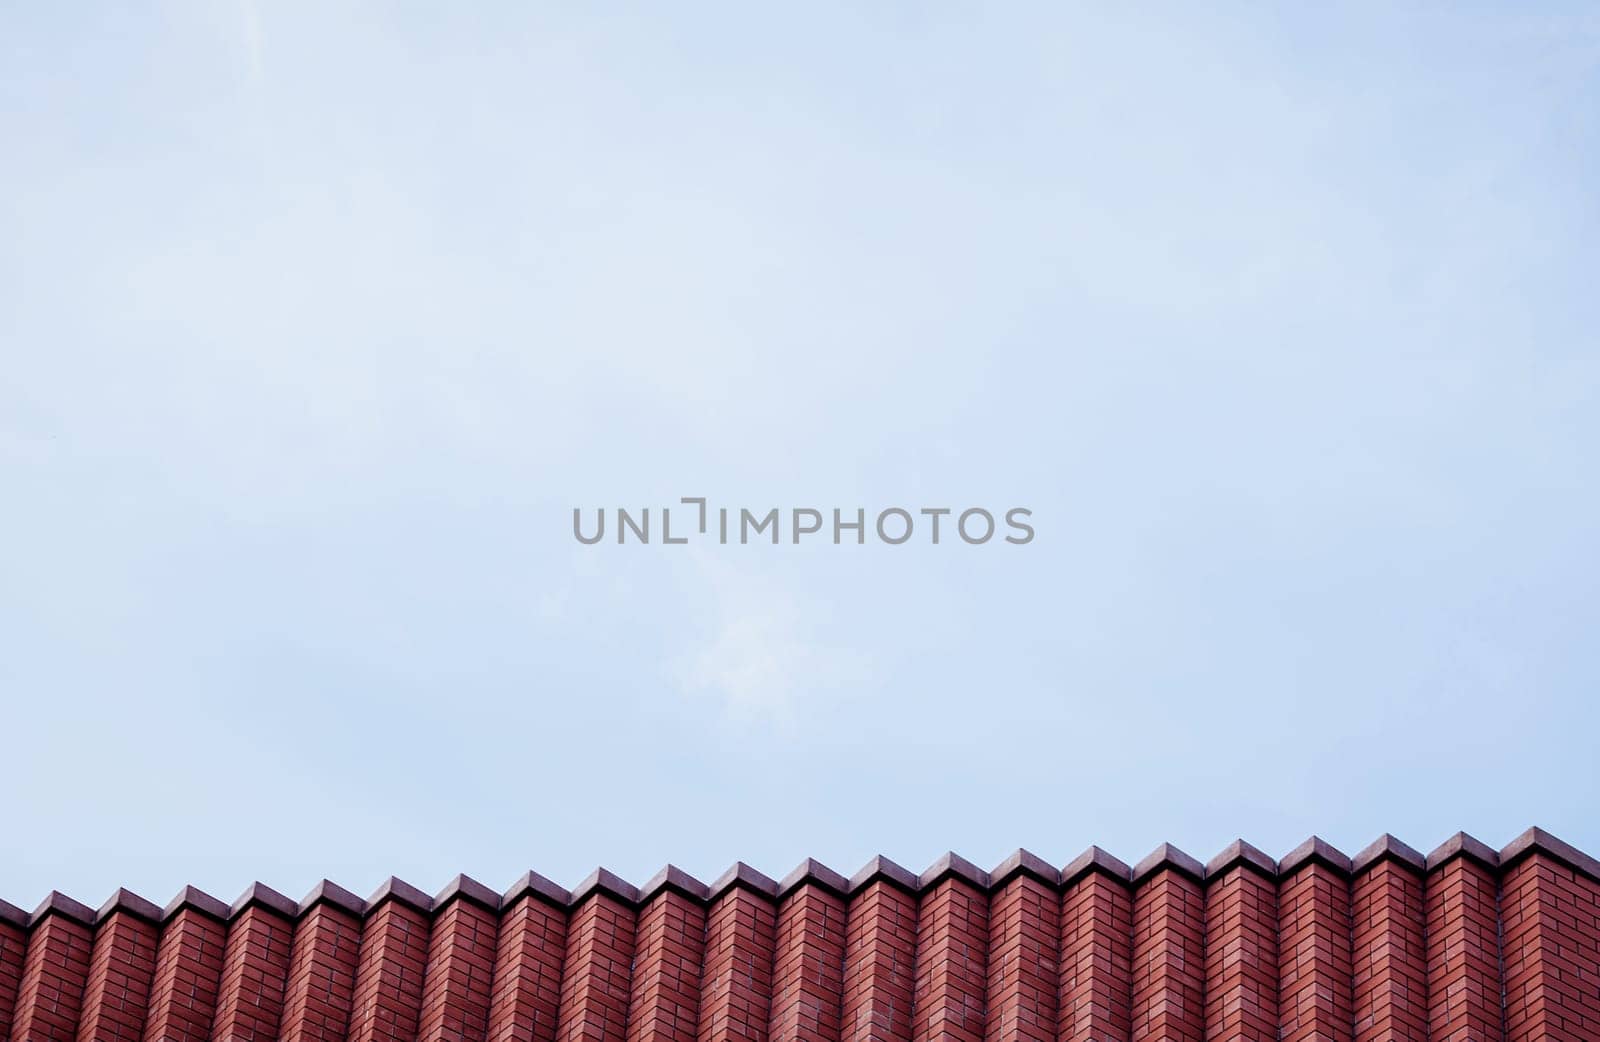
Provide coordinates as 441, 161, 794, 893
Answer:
555, 895, 636, 1042
14, 913, 94, 1042
1057, 869, 1131, 1042
7, 835, 1600, 1042
769, 884, 846, 1042
1351, 860, 1427, 1042
841, 881, 918, 1042
1426, 858, 1504, 1042
698, 889, 778, 1042
982, 874, 1056, 1042
1277, 863, 1352, 1042
910, 879, 988, 1042
281, 902, 365, 1042
348, 899, 433, 1042
627, 890, 706, 1042
212, 903, 295, 1042
1130, 869, 1204, 1042
1501, 853, 1600, 1042
143, 908, 228, 1042
75, 909, 158, 1042
0, 918, 25, 1042
418, 898, 500, 1042
486, 894, 567, 1042
1202, 865, 1277, 1042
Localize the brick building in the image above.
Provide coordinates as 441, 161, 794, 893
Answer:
1, 827, 1595, 1042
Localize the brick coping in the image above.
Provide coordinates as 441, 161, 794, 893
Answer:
3, 826, 1592, 932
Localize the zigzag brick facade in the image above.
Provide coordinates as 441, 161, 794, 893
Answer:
2, 829, 1597, 1042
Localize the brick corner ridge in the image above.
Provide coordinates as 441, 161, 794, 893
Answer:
848, 855, 920, 896
503, 869, 571, 909
1279, 835, 1352, 877
162, 884, 231, 923
1427, 832, 1500, 872
1062, 845, 1132, 887
434, 873, 501, 913
918, 851, 990, 891
991, 848, 1060, 889
1351, 833, 1427, 876
1204, 838, 1277, 880
570, 867, 640, 907
1132, 843, 1205, 885
229, 882, 298, 921
776, 858, 849, 900
709, 861, 779, 902
640, 864, 710, 904
30, 890, 96, 928
96, 887, 163, 925
299, 879, 367, 919
1500, 826, 1600, 883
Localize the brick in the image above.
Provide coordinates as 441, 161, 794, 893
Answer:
1058, 868, 1131, 1042
15, 913, 95, 1042
842, 881, 917, 1042
627, 890, 706, 1042
1501, 853, 1600, 1042
1202, 864, 1277, 1042
1426, 857, 1503, 1042
348, 899, 433, 1042
419, 898, 500, 1042
1130, 869, 1202, 1042
2, 833, 1598, 1042
143, 907, 227, 1042
982, 873, 1056, 1042
486, 895, 567, 1042
281, 903, 364, 1042
769, 883, 846, 1042
911, 878, 988, 1042
1351, 859, 1427, 1042
555, 895, 636, 1042
1277, 862, 1352, 1042
77, 910, 159, 1042
212, 903, 295, 1042
698, 888, 778, 1042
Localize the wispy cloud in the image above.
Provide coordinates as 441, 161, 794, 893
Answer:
670, 550, 874, 724
239, 0, 263, 82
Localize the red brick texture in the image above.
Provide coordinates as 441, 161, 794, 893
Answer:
910, 878, 987, 1042
3, 829, 1599, 1042
486, 892, 567, 1042
1203, 864, 1277, 1042
626, 890, 706, 1042
1057, 865, 1131, 1042
841, 881, 917, 1042
555, 894, 636, 1042
982, 873, 1056, 1042
698, 889, 777, 1042
1131, 868, 1205, 1042
212, 903, 295, 1042
768, 885, 845, 1042
0, 918, 24, 1042
281, 899, 364, 1042
77, 910, 158, 1042
1351, 859, 1427, 1042
144, 907, 228, 1042
14, 909, 94, 1042
348, 897, 433, 1042
418, 896, 499, 1042
1278, 862, 1353, 1042
1426, 858, 1504, 1042
1500, 856, 1600, 1042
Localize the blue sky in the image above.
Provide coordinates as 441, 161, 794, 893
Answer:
2, 4, 1598, 910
